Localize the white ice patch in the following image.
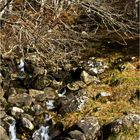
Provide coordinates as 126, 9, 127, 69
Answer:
46, 100, 55, 110
9, 120, 19, 140
18, 59, 24, 72
32, 126, 50, 140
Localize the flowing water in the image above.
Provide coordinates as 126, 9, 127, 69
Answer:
32, 126, 50, 140
9, 119, 19, 140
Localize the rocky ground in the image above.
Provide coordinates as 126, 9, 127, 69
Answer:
0, 38, 140, 140
0, 1, 140, 139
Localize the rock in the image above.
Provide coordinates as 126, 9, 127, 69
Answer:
101, 113, 140, 139
0, 109, 6, 119
0, 126, 10, 140
67, 81, 86, 92
11, 72, 26, 81
33, 75, 51, 90
2, 115, 18, 140
0, 97, 8, 110
52, 80, 63, 89
44, 99, 61, 111
44, 87, 58, 100
83, 57, 108, 75
9, 88, 28, 95
0, 86, 4, 98
68, 130, 85, 140
111, 57, 125, 72
75, 116, 100, 140
11, 107, 24, 116
29, 88, 58, 102
29, 89, 44, 98
31, 104, 44, 115
96, 92, 111, 99
49, 122, 64, 139
3, 116, 15, 125
21, 113, 34, 122
8, 93, 32, 107
81, 71, 100, 85
67, 82, 80, 91
22, 117, 34, 130
59, 90, 89, 113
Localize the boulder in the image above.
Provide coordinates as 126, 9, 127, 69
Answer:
0, 126, 10, 140
101, 113, 140, 139
81, 71, 100, 85
67, 116, 100, 140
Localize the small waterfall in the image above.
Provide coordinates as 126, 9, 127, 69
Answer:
40, 126, 50, 140
9, 119, 19, 140
18, 58, 24, 72
32, 114, 51, 140
32, 126, 50, 140
46, 100, 55, 110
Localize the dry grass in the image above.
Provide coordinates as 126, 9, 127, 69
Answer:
60, 57, 140, 133
0, 0, 139, 70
